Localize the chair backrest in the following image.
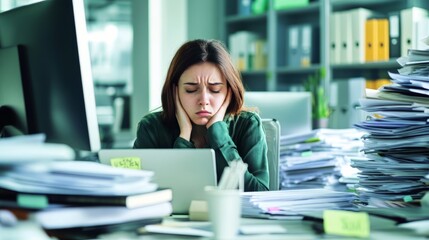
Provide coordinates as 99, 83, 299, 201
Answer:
262, 118, 281, 191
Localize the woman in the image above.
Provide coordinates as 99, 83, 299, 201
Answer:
134, 39, 269, 191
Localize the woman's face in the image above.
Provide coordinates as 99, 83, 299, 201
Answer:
177, 62, 228, 126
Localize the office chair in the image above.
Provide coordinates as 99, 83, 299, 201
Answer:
262, 118, 281, 191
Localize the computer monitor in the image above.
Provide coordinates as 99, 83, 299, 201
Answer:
244, 91, 312, 136
0, 46, 28, 137
0, 0, 101, 152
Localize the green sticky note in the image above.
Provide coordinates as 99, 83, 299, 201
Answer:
110, 157, 141, 170
323, 210, 370, 238
251, 0, 268, 14
403, 195, 413, 202
301, 151, 312, 157
274, 0, 309, 10
17, 194, 48, 209
304, 137, 320, 143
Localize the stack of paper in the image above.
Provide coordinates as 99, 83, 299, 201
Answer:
241, 188, 356, 218
353, 46, 429, 207
0, 134, 75, 164
0, 137, 173, 239
279, 129, 363, 190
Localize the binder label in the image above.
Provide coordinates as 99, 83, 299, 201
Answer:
110, 157, 141, 170
323, 210, 370, 238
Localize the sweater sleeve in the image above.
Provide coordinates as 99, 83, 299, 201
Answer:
207, 116, 269, 192
173, 137, 195, 148
133, 117, 158, 148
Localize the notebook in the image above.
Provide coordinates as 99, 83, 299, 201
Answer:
98, 149, 217, 214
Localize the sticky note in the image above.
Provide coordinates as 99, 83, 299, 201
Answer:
403, 195, 413, 202
17, 194, 48, 209
304, 137, 320, 143
301, 151, 312, 157
110, 157, 141, 170
323, 210, 370, 238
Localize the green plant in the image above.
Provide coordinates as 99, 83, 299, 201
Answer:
304, 68, 330, 120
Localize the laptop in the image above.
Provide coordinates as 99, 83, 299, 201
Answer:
98, 149, 217, 214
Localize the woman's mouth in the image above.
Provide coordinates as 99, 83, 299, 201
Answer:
196, 110, 211, 117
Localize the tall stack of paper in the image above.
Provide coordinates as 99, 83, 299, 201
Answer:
279, 129, 363, 191
353, 46, 429, 207
0, 138, 173, 239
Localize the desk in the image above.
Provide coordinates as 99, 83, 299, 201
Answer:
3, 215, 425, 240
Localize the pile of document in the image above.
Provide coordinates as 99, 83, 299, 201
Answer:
353, 46, 429, 207
241, 188, 356, 218
0, 134, 75, 164
0, 135, 172, 238
279, 129, 364, 190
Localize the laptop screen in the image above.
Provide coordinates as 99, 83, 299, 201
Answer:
98, 148, 217, 214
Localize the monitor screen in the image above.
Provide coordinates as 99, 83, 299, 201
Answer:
0, 0, 101, 152
0, 46, 28, 136
244, 91, 312, 136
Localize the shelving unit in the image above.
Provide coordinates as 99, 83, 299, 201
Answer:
222, 0, 429, 94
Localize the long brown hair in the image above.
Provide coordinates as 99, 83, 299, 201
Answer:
161, 39, 244, 125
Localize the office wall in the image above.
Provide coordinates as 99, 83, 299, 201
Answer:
131, 0, 220, 134
131, 0, 187, 133
187, 0, 221, 40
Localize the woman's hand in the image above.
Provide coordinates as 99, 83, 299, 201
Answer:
207, 88, 231, 129
175, 87, 192, 140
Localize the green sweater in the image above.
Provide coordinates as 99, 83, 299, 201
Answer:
133, 111, 269, 191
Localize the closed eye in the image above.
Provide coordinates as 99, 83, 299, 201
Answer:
209, 83, 223, 93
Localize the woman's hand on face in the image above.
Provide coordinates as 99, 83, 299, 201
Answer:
175, 87, 192, 140
207, 88, 231, 129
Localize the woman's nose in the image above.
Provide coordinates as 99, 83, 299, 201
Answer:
198, 89, 209, 105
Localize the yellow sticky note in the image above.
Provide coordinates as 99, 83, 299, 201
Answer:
323, 210, 370, 238
110, 157, 141, 170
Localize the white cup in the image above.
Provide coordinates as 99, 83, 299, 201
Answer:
205, 186, 241, 240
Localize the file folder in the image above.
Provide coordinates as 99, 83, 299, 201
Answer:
238, 0, 252, 16
415, 17, 429, 50
300, 24, 312, 67
388, 11, 401, 58
339, 11, 353, 63
377, 18, 389, 61
329, 78, 366, 129
400, 7, 428, 57
228, 31, 258, 71
288, 25, 300, 67
329, 12, 341, 64
365, 19, 379, 62
350, 8, 375, 63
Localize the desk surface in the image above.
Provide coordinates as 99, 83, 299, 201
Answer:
2, 215, 426, 240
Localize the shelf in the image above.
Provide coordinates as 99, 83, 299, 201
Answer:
241, 70, 267, 76
330, 0, 403, 10
331, 59, 400, 70
226, 13, 267, 23
223, 0, 428, 92
277, 65, 320, 75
